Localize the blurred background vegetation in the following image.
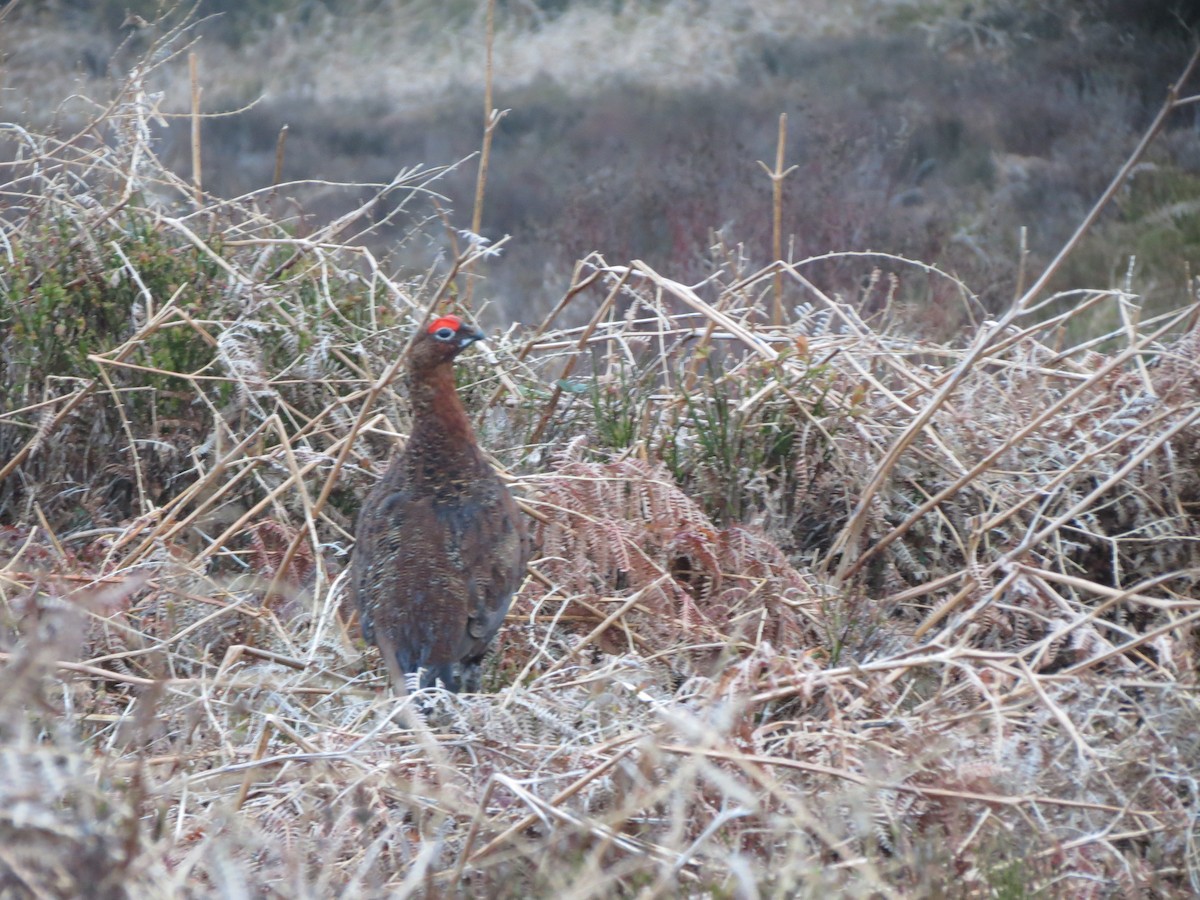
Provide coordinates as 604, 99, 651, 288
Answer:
3, 0, 1200, 334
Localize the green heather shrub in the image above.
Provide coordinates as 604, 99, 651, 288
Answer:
2, 218, 220, 399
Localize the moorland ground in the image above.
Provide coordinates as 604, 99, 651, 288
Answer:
2, 2, 1200, 896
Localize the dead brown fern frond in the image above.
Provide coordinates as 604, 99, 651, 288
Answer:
521, 456, 823, 679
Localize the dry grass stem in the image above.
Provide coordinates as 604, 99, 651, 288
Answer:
1, 20, 1198, 898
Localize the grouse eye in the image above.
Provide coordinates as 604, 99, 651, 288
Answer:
433, 326, 456, 341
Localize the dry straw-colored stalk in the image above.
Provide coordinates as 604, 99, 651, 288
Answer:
0, 12, 1198, 898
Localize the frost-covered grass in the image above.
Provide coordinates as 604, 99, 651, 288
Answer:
2, 12, 1200, 898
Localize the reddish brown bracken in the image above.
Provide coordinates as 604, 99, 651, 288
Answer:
349, 315, 530, 692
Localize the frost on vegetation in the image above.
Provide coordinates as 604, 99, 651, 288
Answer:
0, 16, 1199, 898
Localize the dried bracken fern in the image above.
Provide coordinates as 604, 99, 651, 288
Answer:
0, 16, 1198, 899
522, 456, 823, 674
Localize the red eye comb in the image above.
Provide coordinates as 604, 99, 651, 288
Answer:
428, 315, 463, 333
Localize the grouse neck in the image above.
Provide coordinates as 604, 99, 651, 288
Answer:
405, 361, 483, 462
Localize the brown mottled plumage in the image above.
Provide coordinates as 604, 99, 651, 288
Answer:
349, 315, 529, 692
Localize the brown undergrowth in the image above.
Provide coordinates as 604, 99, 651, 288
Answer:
1, 24, 1200, 900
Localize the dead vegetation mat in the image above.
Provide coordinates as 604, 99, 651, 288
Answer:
1, 37, 1200, 900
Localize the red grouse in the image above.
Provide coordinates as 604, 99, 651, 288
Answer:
350, 315, 529, 692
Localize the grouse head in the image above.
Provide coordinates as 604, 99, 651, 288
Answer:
409, 314, 487, 375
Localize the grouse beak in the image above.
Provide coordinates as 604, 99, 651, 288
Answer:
458, 324, 487, 349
